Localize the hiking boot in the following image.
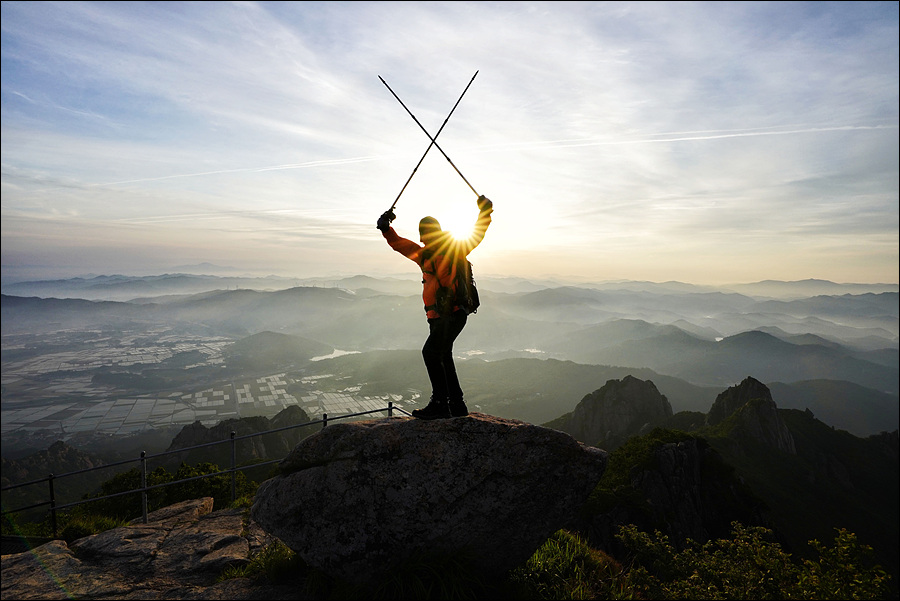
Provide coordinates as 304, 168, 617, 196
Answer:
412, 397, 451, 420
449, 399, 469, 417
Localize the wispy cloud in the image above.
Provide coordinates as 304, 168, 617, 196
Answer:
1, 1, 897, 284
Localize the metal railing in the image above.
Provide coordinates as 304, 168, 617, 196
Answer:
1, 402, 411, 537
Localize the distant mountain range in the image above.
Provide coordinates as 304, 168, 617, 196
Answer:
1, 274, 897, 440
3, 273, 897, 301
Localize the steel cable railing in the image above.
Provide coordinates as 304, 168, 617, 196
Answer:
1, 402, 411, 537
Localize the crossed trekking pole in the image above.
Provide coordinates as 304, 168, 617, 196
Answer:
380, 70, 481, 212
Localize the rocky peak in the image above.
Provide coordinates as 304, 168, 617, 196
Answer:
0, 440, 105, 481
1, 441, 109, 517
251, 412, 607, 586
706, 376, 772, 426
706, 377, 795, 454
164, 405, 318, 468
564, 375, 673, 449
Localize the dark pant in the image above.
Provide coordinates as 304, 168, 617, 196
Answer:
422, 310, 467, 401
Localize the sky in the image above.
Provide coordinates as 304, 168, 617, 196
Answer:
1, 1, 898, 286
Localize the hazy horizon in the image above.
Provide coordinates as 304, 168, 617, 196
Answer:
2, 2, 898, 286
3, 264, 899, 291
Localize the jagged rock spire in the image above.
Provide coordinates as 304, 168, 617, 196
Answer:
565, 375, 673, 449
706, 376, 795, 454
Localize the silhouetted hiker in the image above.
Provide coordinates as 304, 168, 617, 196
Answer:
377, 195, 493, 419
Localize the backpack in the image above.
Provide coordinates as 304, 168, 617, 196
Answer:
453, 258, 480, 315
428, 256, 480, 317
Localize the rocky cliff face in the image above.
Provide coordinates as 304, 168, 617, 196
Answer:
251, 412, 608, 586
564, 375, 673, 449
574, 434, 772, 558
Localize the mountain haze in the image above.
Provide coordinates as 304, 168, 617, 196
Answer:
2, 275, 896, 441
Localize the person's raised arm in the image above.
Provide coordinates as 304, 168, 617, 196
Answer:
463, 195, 493, 253
377, 210, 422, 261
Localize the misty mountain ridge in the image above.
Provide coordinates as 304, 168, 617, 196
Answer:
3, 275, 896, 340
2, 280, 896, 380
2, 273, 897, 449
9, 273, 895, 351
3, 272, 897, 301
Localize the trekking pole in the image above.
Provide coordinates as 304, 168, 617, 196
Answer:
384, 70, 478, 211
379, 74, 480, 199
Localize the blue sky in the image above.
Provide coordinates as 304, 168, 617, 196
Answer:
2, 1, 897, 285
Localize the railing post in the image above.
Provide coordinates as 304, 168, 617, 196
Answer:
322, 413, 328, 429
388, 401, 393, 417
48, 474, 57, 538
230, 431, 237, 502
140, 451, 148, 524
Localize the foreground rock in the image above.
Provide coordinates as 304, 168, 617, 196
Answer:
1, 498, 303, 600
251, 412, 608, 585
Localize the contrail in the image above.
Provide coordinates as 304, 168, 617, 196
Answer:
472, 124, 898, 153
554, 124, 898, 149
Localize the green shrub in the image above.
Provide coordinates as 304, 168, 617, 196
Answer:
59, 514, 127, 543
82, 465, 171, 520
798, 528, 892, 600
218, 532, 625, 600
82, 461, 258, 520
230, 494, 255, 509
507, 529, 633, 600
582, 428, 695, 517
161, 462, 257, 510
218, 539, 305, 583
617, 521, 892, 599
1, 510, 47, 538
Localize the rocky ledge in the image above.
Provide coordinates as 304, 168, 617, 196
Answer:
1, 497, 305, 600
2, 413, 607, 598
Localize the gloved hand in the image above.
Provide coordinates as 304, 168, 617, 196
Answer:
376, 210, 396, 232
477, 195, 493, 213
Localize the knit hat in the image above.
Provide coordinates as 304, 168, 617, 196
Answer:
418, 216, 442, 236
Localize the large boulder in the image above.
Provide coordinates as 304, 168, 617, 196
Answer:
251, 412, 607, 585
